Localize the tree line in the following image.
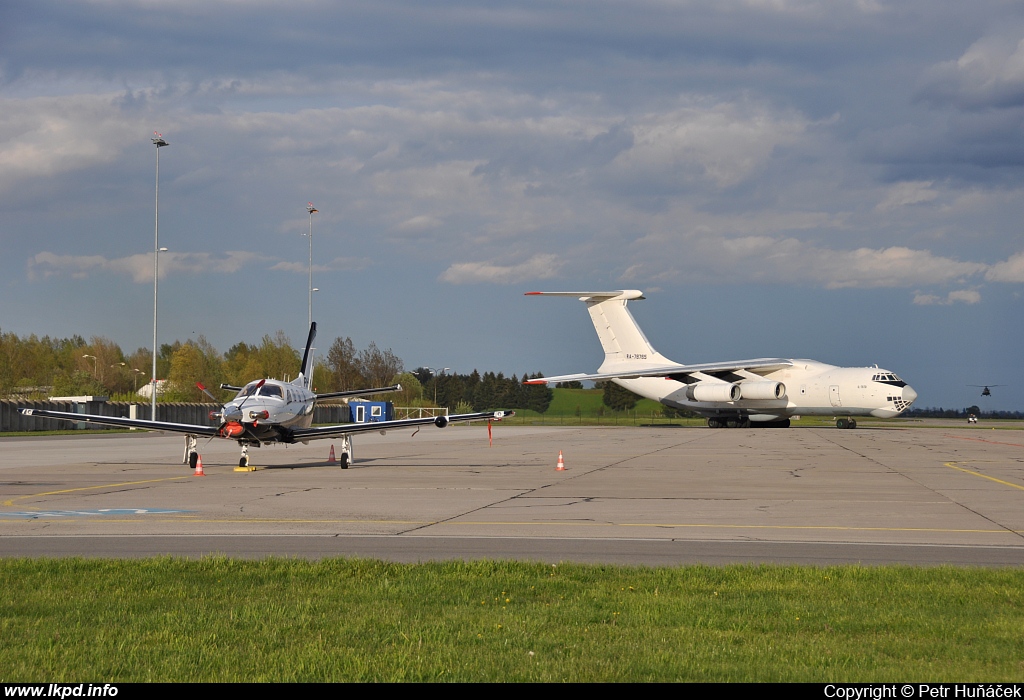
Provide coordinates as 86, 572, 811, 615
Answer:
0, 328, 549, 411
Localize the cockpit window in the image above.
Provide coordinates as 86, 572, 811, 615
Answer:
234, 382, 284, 400
259, 385, 283, 399
235, 382, 260, 399
872, 372, 906, 386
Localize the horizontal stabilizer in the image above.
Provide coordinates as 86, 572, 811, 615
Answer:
525, 290, 645, 301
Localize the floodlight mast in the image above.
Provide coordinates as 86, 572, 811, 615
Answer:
151, 132, 169, 420
306, 202, 318, 329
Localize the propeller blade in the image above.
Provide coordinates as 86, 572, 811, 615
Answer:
195, 382, 220, 403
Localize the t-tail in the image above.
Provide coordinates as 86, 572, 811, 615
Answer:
524, 291, 673, 373
297, 322, 317, 389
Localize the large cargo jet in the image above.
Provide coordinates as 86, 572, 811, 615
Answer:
525, 290, 917, 428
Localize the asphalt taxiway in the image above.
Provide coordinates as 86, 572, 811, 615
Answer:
2, 423, 1023, 565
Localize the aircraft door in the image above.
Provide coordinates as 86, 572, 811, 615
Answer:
356, 404, 365, 423
829, 385, 842, 407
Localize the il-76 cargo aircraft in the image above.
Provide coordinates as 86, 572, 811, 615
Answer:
21, 323, 511, 468
525, 290, 916, 429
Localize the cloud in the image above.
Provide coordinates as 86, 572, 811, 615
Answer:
875, 181, 939, 211
395, 215, 443, 232
918, 34, 1024, 110
28, 250, 266, 283
268, 257, 370, 274
912, 289, 982, 305
767, 243, 989, 288
439, 254, 562, 284
608, 102, 808, 189
985, 251, 1024, 282
0, 94, 139, 191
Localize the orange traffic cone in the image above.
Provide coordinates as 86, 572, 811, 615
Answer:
556, 450, 566, 471
194, 454, 206, 476
328, 445, 337, 464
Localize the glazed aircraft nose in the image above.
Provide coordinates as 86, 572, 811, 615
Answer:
903, 386, 918, 405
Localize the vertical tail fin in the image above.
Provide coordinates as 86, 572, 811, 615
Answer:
525, 290, 672, 371
298, 322, 317, 388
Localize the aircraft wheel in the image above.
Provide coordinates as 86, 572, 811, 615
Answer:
836, 418, 848, 429
849, 419, 857, 429
707, 418, 720, 428
239, 456, 248, 468
189, 452, 199, 469
340, 453, 349, 470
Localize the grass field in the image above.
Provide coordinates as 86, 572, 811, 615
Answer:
2, 559, 1022, 682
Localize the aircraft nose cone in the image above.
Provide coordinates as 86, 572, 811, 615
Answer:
903, 386, 918, 405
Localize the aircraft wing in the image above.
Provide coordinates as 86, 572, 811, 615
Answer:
315, 384, 402, 400
288, 410, 514, 441
523, 358, 794, 384
18, 408, 221, 437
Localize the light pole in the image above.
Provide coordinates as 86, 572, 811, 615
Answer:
83, 354, 97, 379
152, 132, 169, 420
429, 367, 450, 405
111, 362, 126, 393
305, 202, 318, 328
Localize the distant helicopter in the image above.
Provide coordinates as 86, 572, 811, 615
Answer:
968, 385, 1005, 397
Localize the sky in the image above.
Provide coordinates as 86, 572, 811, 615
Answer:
2, 0, 1022, 411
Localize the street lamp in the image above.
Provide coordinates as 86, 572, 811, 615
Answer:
152, 131, 169, 421
429, 367, 450, 405
83, 354, 97, 379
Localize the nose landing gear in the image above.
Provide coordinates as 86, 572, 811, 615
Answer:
234, 444, 256, 471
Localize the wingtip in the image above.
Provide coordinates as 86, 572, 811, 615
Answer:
524, 291, 543, 296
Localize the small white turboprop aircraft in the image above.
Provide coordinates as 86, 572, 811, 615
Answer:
21, 323, 512, 468
525, 290, 916, 429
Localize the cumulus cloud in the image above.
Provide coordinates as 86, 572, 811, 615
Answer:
269, 257, 370, 274
439, 254, 562, 284
633, 232, 993, 289
609, 102, 808, 189
985, 251, 1024, 282
0, 94, 140, 191
875, 181, 939, 211
919, 34, 1024, 110
395, 215, 443, 232
28, 250, 266, 283
761, 243, 989, 288
913, 289, 982, 305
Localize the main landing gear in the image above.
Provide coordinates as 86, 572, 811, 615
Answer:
706, 417, 791, 428
836, 418, 857, 429
184, 435, 199, 469
707, 417, 750, 428
338, 435, 352, 469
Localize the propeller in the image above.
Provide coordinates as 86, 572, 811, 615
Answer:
196, 382, 221, 403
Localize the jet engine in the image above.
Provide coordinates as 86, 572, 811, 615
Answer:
685, 382, 741, 402
434, 415, 450, 428
737, 381, 786, 400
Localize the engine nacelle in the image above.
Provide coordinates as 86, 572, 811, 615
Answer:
686, 382, 741, 402
434, 415, 449, 428
737, 380, 786, 400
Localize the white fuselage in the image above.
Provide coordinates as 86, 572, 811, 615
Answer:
222, 379, 316, 440
616, 361, 918, 420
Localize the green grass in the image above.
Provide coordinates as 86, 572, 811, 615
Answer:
2, 559, 1022, 682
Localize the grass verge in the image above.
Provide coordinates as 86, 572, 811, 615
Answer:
2, 559, 1022, 682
